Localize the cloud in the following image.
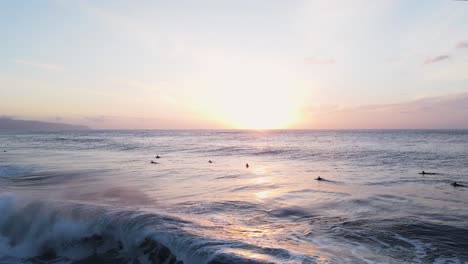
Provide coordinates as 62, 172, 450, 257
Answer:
75, 115, 222, 129
456, 41, 468, 49
303, 93, 468, 129
305, 57, 335, 65
424, 55, 450, 64
13, 59, 63, 71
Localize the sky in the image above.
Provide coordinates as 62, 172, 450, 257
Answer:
1, 0, 468, 129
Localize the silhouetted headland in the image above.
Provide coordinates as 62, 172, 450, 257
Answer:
0, 117, 88, 130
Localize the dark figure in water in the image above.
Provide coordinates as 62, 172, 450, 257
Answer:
156, 155, 160, 159
451, 182, 465, 187
315, 176, 323, 181
246, 163, 249, 168
3, 150, 6, 152
208, 160, 213, 163
150, 161, 158, 164
419, 171, 437, 175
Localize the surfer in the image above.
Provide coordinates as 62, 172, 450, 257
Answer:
315, 176, 323, 181
419, 171, 437, 175
246, 163, 249, 168
156, 155, 160, 159
451, 182, 465, 187
208, 160, 213, 163
150, 161, 158, 164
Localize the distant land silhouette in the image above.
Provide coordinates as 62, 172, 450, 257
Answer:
0, 117, 88, 130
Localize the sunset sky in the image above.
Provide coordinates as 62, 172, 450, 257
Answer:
1, 0, 468, 129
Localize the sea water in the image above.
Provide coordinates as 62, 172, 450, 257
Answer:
0, 130, 467, 263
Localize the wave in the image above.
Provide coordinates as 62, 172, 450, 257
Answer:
0, 165, 36, 178
318, 217, 468, 263
28, 136, 146, 152
189, 146, 250, 156
250, 148, 292, 157
0, 195, 308, 264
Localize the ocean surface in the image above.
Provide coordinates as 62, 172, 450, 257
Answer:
0, 130, 467, 264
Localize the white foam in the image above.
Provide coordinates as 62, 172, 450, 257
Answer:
392, 233, 429, 263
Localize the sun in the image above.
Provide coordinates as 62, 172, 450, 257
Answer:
223, 102, 298, 130
210, 89, 302, 130
186, 55, 306, 129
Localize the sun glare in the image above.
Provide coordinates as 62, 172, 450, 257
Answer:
184, 51, 306, 130
198, 82, 303, 130
218, 96, 301, 130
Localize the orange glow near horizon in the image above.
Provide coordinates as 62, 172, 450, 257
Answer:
185, 54, 306, 130
202, 88, 303, 130
225, 105, 299, 130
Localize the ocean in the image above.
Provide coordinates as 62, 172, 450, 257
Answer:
0, 130, 467, 263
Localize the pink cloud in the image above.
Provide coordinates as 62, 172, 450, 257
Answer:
424, 55, 450, 64
303, 93, 468, 129
456, 41, 468, 49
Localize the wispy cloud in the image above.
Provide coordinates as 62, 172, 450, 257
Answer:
13, 59, 63, 71
76, 115, 222, 129
420, 41, 467, 65
304, 93, 468, 129
456, 41, 468, 49
424, 55, 450, 64
305, 57, 335, 65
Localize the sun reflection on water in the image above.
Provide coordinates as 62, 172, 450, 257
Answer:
255, 190, 272, 200
253, 167, 266, 175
